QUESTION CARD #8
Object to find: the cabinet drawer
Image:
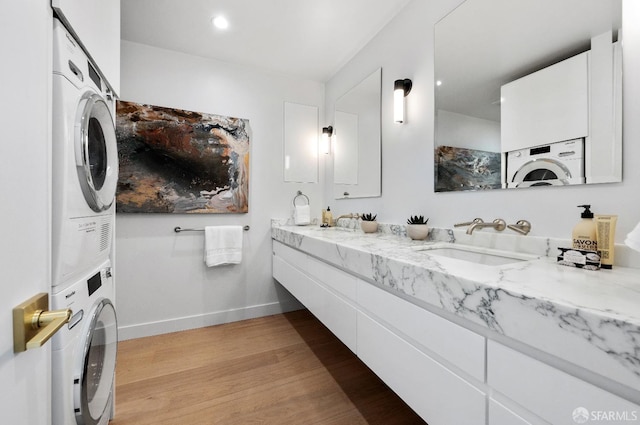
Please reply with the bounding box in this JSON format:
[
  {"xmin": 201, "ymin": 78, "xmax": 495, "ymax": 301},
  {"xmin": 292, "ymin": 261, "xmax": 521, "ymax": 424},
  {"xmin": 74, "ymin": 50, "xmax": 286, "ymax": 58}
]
[
  {"xmin": 357, "ymin": 311, "xmax": 486, "ymax": 424},
  {"xmin": 273, "ymin": 254, "xmax": 357, "ymax": 352},
  {"xmin": 488, "ymin": 340, "xmax": 640, "ymax": 424},
  {"xmin": 273, "ymin": 240, "xmax": 307, "ymax": 267},
  {"xmin": 357, "ymin": 280, "xmax": 485, "ymax": 381},
  {"xmin": 489, "ymin": 398, "xmax": 545, "ymax": 425},
  {"xmin": 307, "ymin": 255, "xmax": 357, "ymax": 301}
]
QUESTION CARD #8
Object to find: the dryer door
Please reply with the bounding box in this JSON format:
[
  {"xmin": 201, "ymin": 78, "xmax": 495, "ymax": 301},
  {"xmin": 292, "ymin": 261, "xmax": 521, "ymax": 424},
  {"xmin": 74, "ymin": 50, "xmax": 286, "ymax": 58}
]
[
  {"xmin": 74, "ymin": 299, "xmax": 117, "ymax": 425},
  {"xmin": 509, "ymin": 158, "xmax": 571, "ymax": 188},
  {"xmin": 75, "ymin": 93, "xmax": 118, "ymax": 212}
]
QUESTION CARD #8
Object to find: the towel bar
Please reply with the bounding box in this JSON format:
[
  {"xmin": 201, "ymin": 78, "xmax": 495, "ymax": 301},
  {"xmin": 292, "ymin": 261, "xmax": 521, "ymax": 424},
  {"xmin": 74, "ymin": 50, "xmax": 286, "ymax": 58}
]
[{"xmin": 174, "ymin": 225, "xmax": 250, "ymax": 233}]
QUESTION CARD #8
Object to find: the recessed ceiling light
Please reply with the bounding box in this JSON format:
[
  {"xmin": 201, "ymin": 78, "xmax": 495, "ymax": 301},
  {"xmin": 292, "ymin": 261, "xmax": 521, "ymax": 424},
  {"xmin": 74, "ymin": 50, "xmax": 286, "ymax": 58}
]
[{"xmin": 212, "ymin": 16, "xmax": 229, "ymax": 30}]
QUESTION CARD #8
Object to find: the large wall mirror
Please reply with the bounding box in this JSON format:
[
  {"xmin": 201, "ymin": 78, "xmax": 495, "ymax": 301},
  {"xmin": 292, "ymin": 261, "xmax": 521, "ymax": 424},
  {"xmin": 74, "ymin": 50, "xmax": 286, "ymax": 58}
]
[
  {"xmin": 434, "ymin": 0, "xmax": 622, "ymax": 192},
  {"xmin": 333, "ymin": 68, "xmax": 382, "ymax": 199}
]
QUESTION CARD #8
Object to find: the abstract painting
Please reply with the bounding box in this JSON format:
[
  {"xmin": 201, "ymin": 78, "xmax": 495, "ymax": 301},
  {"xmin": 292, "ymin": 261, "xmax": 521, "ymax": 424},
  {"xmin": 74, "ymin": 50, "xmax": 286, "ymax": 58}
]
[
  {"xmin": 435, "ymin": 145, "xmax": 502, "ymax": 192},
  {"xmin": 115, "ymin": 101, "xmax": 250, "ymax": 213}
]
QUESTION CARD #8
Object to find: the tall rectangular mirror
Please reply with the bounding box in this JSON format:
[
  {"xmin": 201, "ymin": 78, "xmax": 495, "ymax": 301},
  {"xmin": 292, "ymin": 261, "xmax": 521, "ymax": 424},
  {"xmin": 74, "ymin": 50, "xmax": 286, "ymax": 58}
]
[
  {"xmin": 284, "ymin": 102, "xmax": 318, "ymax": 183},
  {"xmin": 434, "ymin": 0, "xmax": 622, "ymax": 192},
  {"xmin": 333, "ymin": 68, "xmax": 382, "ymax": 199}
]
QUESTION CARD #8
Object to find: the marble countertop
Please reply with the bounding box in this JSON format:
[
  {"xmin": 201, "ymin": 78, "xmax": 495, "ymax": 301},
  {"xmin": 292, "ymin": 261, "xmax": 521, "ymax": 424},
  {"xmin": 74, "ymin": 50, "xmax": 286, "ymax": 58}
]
[{"xmin": 271, "ymin": 222, "xmax": 640, "ymax": 395}]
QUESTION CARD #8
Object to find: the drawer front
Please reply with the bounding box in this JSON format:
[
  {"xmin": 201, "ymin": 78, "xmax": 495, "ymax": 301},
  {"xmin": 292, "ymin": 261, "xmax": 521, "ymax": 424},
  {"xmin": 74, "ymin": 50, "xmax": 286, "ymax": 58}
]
[
  {"xmin": 357, "ymin": 280, "xmax": 485, "ymax": 381},
  {"xmin": 307, "ymin": 255, "xmax": 357, "ymax": 301},
  {"xmin": 489, "ymin": 398, "xmax": 545, "ymax": 425},
  {"xmin": 273, "ymin": 240, "xmax": 307, "ymax": 266},
  {"xmin": 273, "ymin": 254, "xmax": 357, "ymax": 352},
  {"xmin": 357, "ymin": 311, "xmax": 486, "ymax": 425},
  {"xmin": 488, "ymin": 340, "xmax": 640, "ymax": 425}
]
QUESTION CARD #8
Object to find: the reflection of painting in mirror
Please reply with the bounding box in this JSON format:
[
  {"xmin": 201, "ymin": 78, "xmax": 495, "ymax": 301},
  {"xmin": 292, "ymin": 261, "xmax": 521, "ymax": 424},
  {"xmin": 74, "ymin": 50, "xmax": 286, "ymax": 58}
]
[
  {"xmin": 434, "ymin": 0, "xmax": 622, "ymax": 192},
  {"xmin": 116, "ymin": 101, "xmax": 250, "ymax": 213},
  {"xmin": 334, "ymin": 68, "xmax": 382, "ymax": 199},
  {"xmin": 435, "ymin": 146, "xmax": 501, "ymax": 192}
]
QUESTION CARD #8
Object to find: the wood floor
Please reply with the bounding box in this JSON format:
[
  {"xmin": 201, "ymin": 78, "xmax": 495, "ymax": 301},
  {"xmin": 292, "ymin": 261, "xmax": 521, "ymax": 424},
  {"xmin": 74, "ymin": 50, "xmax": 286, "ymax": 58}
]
[{"xmin": 111, "ymin": 309, "xmax": 426, "ymax": 425}]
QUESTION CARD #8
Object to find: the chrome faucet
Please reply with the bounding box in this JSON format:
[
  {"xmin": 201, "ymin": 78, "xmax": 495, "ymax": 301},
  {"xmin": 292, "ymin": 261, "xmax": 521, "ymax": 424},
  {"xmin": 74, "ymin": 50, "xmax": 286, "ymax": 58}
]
[
  {"xmin": 455, "ymin": 218, "xmax": 506, "ymax": 235},
  {"xmin": 507, "ymin": 220, "xmax": 532, "ymax": 235}
]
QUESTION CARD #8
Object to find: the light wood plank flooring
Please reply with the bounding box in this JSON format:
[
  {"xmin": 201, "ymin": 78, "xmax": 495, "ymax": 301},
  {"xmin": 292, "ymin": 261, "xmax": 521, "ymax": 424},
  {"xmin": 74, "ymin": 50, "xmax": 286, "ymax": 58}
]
[{"xmin": 111, "ymin": 309, "xmax": 426, "ymax": 425}]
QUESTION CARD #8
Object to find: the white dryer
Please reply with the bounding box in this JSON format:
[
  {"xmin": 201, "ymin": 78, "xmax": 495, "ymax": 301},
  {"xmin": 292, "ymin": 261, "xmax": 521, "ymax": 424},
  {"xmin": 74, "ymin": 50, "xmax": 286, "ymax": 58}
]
[
  {"xmin": 505, "ymin": 139, "xmax": 584, "ymax": 188},
  {"xmin": 52, "ymin": 259, "xmax": 117, "ymax": 425},
  {"xmin": 52, "ymin": 19, "xmax": 119, "ymax": 289}
]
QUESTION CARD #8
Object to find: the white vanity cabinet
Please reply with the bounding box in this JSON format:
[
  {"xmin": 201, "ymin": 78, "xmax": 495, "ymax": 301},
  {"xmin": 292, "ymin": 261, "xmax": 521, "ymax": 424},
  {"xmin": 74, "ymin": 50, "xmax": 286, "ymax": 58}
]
[
  {"xmin": 272, "ymin": 241, "xmax": 486, "ymax": 423},
  {"xmin": 272, "ymin": 238, "xmax": 640, "ymax": 424},
  {"xmin": 501, "ymin": 51, "xmax": 588, "ymax": 153},
  {"xmin": 272, "ymin": 241, "xmax": 357, "ymax": 352}
]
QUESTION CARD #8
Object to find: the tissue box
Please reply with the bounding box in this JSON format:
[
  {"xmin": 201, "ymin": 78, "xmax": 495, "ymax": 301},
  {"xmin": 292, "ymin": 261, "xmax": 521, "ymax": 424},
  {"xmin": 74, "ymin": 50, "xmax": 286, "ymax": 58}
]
[{"xmin": 557, "ymin": 248, "xmax": 601, "ymax": 270}]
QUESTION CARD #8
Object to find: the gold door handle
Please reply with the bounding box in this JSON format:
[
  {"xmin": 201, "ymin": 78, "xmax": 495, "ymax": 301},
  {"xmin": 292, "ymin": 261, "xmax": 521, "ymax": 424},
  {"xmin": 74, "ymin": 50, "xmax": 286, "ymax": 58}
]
[{"xmin": 13, "ymin": 293, "xmax": 72, "ymax": 353}]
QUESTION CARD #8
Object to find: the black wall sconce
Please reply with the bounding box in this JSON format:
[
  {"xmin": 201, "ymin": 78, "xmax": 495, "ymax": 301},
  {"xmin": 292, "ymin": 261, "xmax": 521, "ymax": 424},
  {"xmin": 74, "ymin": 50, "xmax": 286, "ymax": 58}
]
[{"xmin": 394, "ymin": 79, "xmax": 413, "ymax": 123}]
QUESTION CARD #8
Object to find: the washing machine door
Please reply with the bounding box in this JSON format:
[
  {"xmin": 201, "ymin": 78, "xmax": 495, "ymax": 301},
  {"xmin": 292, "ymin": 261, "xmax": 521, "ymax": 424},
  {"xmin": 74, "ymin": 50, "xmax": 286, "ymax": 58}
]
[
  {"xmin": 510, "ymin": 158, "xmax": 571, "ymax": 188},
  {"xmin": 74, "ymin": 299, "xmax": 117, "ymax": 425},
  {"xmin": 75, "ymin": 92, "xmax": 119, "ymax": 212}
]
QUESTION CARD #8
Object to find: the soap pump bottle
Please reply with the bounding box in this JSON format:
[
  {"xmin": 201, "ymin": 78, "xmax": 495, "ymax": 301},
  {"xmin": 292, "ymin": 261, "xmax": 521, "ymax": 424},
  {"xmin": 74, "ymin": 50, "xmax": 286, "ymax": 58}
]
[
  {"xmin": 572, "ymin": 205, "xmax": 597, "ymax": 252},
  {"xmin": 325, "ymin": 206, "xmax": 333, "ymax": 227}
]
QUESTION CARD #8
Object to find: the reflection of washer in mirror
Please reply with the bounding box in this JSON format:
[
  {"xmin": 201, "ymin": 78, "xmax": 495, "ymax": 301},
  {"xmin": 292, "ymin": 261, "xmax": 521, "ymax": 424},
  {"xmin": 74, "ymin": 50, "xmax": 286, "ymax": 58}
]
[{"xmin": 506, "ymin": 139, "xmax": 584, "ymax": 188}]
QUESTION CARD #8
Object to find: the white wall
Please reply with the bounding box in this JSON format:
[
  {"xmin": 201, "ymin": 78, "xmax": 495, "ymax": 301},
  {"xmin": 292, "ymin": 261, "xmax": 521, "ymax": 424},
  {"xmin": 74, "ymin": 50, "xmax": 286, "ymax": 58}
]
[
  {"xmin": 116, "ymin": 41, "xmax": 325, "ymax": 339},
  {"xmin": 325, "ymin": 0, "xmax": 640, "ymax": 242}
]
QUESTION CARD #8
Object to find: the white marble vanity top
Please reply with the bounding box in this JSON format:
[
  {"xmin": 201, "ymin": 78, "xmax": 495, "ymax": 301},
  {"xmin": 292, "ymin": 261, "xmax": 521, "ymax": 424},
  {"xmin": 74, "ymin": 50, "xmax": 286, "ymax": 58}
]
[{"xmin": 271, "ymin": 222, "xmax": 640, "ymax": 395}]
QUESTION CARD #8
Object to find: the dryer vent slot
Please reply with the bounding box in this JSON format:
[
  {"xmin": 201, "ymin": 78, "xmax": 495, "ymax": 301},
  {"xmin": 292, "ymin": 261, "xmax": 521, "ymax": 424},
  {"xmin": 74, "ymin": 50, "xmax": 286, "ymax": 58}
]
[{"xmin": 99, "ymin": 221, "xmax": 111, "ymax": 252}]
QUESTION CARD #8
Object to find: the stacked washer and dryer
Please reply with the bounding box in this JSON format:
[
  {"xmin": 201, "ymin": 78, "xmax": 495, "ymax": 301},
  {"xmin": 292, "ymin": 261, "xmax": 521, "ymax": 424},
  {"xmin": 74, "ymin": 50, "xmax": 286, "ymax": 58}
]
[{"xmin": 50, "ymin": 10, "xmax": 119, "ymax": 425}]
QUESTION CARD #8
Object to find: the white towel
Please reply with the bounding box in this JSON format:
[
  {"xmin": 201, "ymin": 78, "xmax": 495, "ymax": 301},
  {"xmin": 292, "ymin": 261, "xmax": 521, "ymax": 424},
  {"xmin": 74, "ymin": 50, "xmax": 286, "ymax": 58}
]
[
  {"xmin": 204, "ymin": 226, "xmax": 243, "ymax": 267},
  {"xmin": 625, "ymin": 221, "xmax": 640, "ymax": 253},
  {"xmin": 294, "ymin": 205, "xmax": 311, "ymax": 225}
]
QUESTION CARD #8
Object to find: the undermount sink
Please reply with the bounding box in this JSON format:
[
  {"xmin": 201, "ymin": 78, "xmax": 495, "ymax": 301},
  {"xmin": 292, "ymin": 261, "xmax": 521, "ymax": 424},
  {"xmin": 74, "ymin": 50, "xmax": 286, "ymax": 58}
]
[{"xmin": 413, "ymin": 243, "xmax": 539, "ymax": 266}]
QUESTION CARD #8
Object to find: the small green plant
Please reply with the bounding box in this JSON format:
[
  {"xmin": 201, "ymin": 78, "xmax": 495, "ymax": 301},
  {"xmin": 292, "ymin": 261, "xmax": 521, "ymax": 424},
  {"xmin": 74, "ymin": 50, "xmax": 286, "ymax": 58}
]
[
  {"xmin": 407, "ymin": 215, "xmax": 429, "ymax": 225},
  {"xmin": 361, "ymin": 213, "xmax": 377, "ymax": 222}
]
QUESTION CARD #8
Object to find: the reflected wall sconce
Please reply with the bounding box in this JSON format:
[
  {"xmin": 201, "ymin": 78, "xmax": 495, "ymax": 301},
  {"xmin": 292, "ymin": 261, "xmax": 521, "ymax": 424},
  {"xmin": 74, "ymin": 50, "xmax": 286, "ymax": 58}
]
[
  {"xmin": 321, "ymin": 126, "xmax": 333, "ymax": 154},
  {"xmin": 394, "ymin": 78, "xmax": 412, "ymax": 124}
]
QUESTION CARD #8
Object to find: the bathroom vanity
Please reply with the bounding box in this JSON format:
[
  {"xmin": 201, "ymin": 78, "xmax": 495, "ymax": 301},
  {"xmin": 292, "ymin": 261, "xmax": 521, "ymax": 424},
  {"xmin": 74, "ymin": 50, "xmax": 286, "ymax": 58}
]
[{"xmin": 271, "ymin": 222, "xmax": 640, "ymax": 424}]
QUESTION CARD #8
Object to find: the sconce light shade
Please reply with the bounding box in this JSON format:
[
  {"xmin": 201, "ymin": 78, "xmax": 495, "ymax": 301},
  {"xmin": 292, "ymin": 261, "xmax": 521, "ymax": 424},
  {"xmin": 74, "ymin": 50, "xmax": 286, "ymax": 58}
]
[
  {"xmin": 394, "ymin": 79, "xmax": 412, "ymax": 124},
  {"xmin": 321, "ymin": 126, "xmax": 333, "ymax": 154}
]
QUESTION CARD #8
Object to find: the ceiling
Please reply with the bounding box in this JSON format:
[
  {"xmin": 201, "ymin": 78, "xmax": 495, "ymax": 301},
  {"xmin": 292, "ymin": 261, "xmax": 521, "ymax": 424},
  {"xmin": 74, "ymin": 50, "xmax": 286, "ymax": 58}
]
[
  {"xmin": 435, "ymin": 0, "xmax": 622, "ymax": 122},
  {"xmin": 120, "ymin": 0, "xmax": 413, "ymax": 82}
]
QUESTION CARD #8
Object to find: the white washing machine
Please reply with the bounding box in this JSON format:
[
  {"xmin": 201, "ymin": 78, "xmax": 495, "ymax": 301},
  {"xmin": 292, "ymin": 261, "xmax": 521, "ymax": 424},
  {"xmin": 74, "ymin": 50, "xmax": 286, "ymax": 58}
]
[
  {"xmin": 505, "ymin": 139, "xmax": 584, "ymax": 188},
  {"xmin": 52, "ymin": 259, "xmax": 117, "ymax": 425},
  {"xmin": 52, "ymin": 18, "xmax": 119, "ymax": 289}
]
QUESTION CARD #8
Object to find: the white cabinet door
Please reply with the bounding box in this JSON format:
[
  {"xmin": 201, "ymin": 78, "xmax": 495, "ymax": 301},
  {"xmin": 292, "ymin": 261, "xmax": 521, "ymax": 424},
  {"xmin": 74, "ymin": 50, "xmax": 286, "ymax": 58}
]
[
  {"xmin": 487, "ymin": 341, "xmax": 640, "ymax": 425},
  {"xmin": 0, "ymin": 1, "xmax": 52, "ymax": 423},
  {"xmin": 52, "ymin": 0, "xmax": 120, "ymax": 95},
  {"xmin": 501, "ymin": 52, "xmax": 588, "ymax": 152},
  {"xmin": 357, "ymin": 311, "xmax": 486, "ymax": 425}
]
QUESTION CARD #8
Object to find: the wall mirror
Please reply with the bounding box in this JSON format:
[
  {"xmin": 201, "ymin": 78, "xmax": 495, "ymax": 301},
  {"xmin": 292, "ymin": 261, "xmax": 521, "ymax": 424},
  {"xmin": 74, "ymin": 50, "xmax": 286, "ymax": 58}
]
[
  {"xmin": 333, "ymin": 68, "xmax": 382, "ymax": 199},
  {"xmin": 434, "ymin": 0, "xmax": 622, "ymax": 192}
]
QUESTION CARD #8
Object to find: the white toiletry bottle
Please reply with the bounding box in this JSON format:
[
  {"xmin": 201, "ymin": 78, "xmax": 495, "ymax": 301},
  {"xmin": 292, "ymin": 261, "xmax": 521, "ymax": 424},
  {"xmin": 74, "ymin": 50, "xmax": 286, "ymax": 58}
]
[{"xmin": 572, "ymin": 205, "xmax": 597, "ymax": 251}]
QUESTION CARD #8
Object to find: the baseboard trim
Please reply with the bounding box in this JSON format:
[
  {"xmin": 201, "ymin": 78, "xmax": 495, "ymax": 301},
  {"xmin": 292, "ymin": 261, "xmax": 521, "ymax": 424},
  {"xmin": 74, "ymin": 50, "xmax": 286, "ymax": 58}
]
[{"xmin": 117, "ymin": 300, "xmax": 304, "ymax": 341}]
